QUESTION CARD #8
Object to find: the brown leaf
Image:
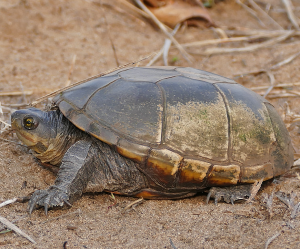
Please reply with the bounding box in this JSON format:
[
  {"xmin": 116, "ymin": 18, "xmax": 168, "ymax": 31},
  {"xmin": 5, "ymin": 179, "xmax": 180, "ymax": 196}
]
[{"xmin": 143, "ymin": 0, "xmax": 214, "ymax": 28}]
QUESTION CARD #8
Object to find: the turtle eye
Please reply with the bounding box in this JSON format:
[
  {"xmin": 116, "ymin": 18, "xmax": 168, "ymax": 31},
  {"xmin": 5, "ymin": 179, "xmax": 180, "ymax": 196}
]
[{"xmin": 23, "ymin": 117, "xmax": 39, "ymax": 130}]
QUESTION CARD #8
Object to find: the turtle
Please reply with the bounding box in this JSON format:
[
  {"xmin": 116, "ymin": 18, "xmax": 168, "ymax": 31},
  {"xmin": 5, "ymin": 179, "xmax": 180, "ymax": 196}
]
[{"xmin": 11, "ymin": 66, "xmax": 294, "ymax": 214}]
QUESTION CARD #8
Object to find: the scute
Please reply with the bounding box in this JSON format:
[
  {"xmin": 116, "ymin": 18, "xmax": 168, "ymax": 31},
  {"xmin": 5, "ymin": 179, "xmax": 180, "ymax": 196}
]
[
  {"xmin": 86, "ymin": 78, "xmax": 163, "ymax": 144},
  {"xmin": 159, "ymin": 76, "xmax": 229, "ymax": 161},
  {"xmin": 54, "ymin": 66, "xmax": 293, "ymax": 189},
  {"xmin": 53, "ymin": 74, "xmax": 120, "ymax": 109},
  {"xmin": 216, "ymin": 83, "xmax": 276, "ymax": 165},
  {"xmin": 118, "ymin": 67, "xmax": 181, "ymax": 82},
  {"xmin": 176, "ymin": 67, "xmax": 236, "ymax": 84}
]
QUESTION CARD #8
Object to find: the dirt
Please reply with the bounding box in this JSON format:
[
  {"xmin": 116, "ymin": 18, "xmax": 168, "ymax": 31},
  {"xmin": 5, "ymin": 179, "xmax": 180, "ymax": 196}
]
[{"xmin": 1, "ymin": 0, "xmax": 300, "ymax": 248}]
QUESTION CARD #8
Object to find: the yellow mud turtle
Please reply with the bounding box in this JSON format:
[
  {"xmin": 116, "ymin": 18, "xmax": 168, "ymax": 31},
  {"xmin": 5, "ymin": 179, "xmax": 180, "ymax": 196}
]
[{"xmin": 11, "ymin": 67, "xmax": 294, "ymax": 214}]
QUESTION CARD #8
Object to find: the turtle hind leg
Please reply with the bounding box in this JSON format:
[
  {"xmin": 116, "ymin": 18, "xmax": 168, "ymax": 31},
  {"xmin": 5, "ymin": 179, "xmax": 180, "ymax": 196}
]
[{"xmin": 206, "ymin": 185, "xmax": 252, "ymax": 205}]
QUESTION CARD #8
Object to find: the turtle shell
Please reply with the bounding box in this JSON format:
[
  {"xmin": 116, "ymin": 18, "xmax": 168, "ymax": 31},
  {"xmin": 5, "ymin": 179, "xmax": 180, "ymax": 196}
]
[{"xmin": 53, "ymin": 67, "xmax": 294, "ymax": 190}]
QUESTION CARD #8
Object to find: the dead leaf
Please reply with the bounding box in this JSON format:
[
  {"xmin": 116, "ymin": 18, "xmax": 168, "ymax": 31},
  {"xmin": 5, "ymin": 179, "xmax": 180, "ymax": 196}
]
[{"xmin": 142, "ymin": 0, "xmax": 214, "ymax": 28}]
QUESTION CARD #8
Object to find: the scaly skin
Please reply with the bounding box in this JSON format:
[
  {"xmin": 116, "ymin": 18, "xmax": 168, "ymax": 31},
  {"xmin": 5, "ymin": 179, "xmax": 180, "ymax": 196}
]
[
  {"xmin": 28, "ymin": 138, "xmax": 149, "ymax": 214},
  {"xmin": 12, "ymin": 108, "xmax": 253, "ymax": 214},
  {"xmin": 12, "ymin": 109, "xmax": 149, "ymax": 214}
]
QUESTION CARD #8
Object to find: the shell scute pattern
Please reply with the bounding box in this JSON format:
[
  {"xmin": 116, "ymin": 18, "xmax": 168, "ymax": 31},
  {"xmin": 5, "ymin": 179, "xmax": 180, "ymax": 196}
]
[{"xmin": 55, "ymin": 67, "xmax": 293, "ymax": 188}]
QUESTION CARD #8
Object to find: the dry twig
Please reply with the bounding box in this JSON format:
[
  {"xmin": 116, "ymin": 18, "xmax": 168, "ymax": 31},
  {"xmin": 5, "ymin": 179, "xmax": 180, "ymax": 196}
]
[
  {"xmin": 0, "ymin": 215, "xmax": 36, "ymax": 244},
  {"xmin": 270, "ymin": 51, "xmax": 300, "ymax": 70},
  {"xmin": 0, "ymin": 91, "xmax": 32, "ymax": 96},
  {"xmin": 248, "ymin": 0, "xmax": 283, "ymax": 30},
  {"xmin": 134, "ymin": 0, "xmax": 193, "ymax": 63},
  {"xmin": 276, "ymin": 191, "xmax": 300, "ymax": 219},
  {"xmin": 183, "ymin": 36, "xmax": 259, "ymax": 48},
  {"xmin": 0, "ymin": 103, "xmax": 12, "ymax": 133},
  {"xmin": 267, "ymin": 93, "xmax": 299, "ymax": 98},
  {"xmin": 235, "ymin": 49, "xmax": 300, "ymax": 97},
  {"xmin": 263, "ymin": 71, "xmax": 275, "ymax": 98},
  {"xmin": 236, "ymin": 0, "xmax": 266, "ymax": 27},
  {"xmin": 212, "ymin": 28, "xmax": 228, "ymax": 39},
  {"xmin": 0, "ymin": 119, "xmax": 11, "ymax": 129},
  {"xmin": 281, "ymin": 0, "xmax": 299, "ymax": 30},
  {"xmin": 250, "ymin": 82, "xmax": 300, "ymax": 90},
  {"xmin": 246, "ymin": 178, "xmax": 263, "ymax": 203},
  {"xmin": 121, "ymin": 198, "xmax": 144, "ymax": 213},
  {"xmin": 147, "ymin": 24, "xmax": 182, "ymax": 66},
  {"xmin": 224, "ymin": 29, "xmax": 300, "ymax": 37},
  {"xmin": 0, "ymin": 103, "xmax": 29, "ymax": 108},
  {"xmin": 192, "ymin": 31, "xmax": 293, "ymax": 55},
  {"xmin": 146, "ymin": 50, "xmax": 164, "ymax": 66},
  {"xmin": 0, "ymin": 197, "xmax": 30, "ymax": 208},
  {"xmin": 116, "ymin": 0, "xmax": 151, "ymax": 19},
  {"xmin": 163, "ymin": 24, "xmax": 180, "ymax": 66},
  {"xmin": 265, "ymin": 231, "xmax": 281, "ymax": 249},
  {"xmin": 0, "ymin": 198, "xmax": 18, "ymax": 208},
  {"xmin": 261, "ymin": 191, "xmax": 275, "ymax": 218},
  {"xmin": 286, "ymin": 90, "xmax": 300, "ymax": 97},
  {"xmin": 182, "ymin": 30, "xmax": 297, "ymax": 51}
]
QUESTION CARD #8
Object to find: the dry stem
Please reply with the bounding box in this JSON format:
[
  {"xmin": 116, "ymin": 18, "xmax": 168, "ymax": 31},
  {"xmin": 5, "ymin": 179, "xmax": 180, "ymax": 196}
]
[
  {"xmin": 0, "ymin": 215, "xmax": 36, "ymax": 244},
  {"xmin": 250, "ymin": 82, "xmax": 300, "ymax": 90},
  {"xmin": 134, "ymin": 0, "xmax": 193, "ymax": 63},
  {"xmin": 270, "ymin": 51, "xmax": 300, "ymax": 70},
  {"xmin": 192, "ymin": 31, "xmax": 293, "ymax": 55},
  {"xmin": 281, "ymin": 0, "xmax": 299, "ymax": 30},
  {"xmin": 121, "ymin": 198, "xmax": 144, "ymax": 213},
  {"xmin": 263, "ymin": 71, "xmax": 275, "ymax": 98},
  {"xmin": 265, "ymin": 231, "xmax": 281, "ymax": 249},
  {"xmin": 236, "ymin": 0, "xmax": 266, "ymax": 27},
  {"xmin": 261, "ymin": 191, "xmax": 275, "ymax": 219},
  {"xmin": 163, "ymin": 24, "xmax": 180, "ymax": 66},
  {"xmin": 0, "ymin": 198, "xmax": 18, "ymax": 208},
  {"xmin": 246, "ymin": 179, "xmax": 263, "ymax": 203},
  {"xmin": 247, "ymin": 0, "xmax": 283, "ymax": 30},
  {"xmin": 224, "ymin": 29, "xmax": 300, "ymax": 37},
  {"xmin": 117, "ymin": 0, "xmax": 151, "ymax": 19},
  {"xmin": 235, "ymin": 49, "xmax": 300, "ymax": 97},
  {"xmin": 0, "ymin": 91, "xmax": 32, "ymax": 96},
  {"xmin": 276, "ymin": 191, "xmax": 300, "ymax": 219}
]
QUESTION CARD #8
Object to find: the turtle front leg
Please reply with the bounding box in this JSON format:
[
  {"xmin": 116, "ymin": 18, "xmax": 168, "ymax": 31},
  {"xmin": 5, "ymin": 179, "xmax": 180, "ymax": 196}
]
[
  {"xmin": 206, "ymin": 185, "xmax": 252, "ymax": 205},
  {"xmin": 29, "ymin": 139, "xmax": 92, "ymax": 214}
]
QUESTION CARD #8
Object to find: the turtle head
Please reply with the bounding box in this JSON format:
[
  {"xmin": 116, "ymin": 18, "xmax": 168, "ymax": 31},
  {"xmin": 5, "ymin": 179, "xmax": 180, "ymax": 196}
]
[{"xmin": 11, "ymin": 108, "xmax": 59, "ymax": 153}]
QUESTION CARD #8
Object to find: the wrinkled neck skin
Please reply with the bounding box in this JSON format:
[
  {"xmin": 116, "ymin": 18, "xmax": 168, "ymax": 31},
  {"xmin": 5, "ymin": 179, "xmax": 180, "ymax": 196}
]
[{"xmin": 31, "ymin": 111, "xmax": 86, "ymax": 166}]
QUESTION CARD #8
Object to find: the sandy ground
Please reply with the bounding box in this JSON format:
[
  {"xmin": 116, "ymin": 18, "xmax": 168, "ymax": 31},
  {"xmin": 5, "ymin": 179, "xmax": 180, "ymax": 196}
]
[{"xmin": 1, "ymin": 0, "xmax": 300, "ymax": 248}]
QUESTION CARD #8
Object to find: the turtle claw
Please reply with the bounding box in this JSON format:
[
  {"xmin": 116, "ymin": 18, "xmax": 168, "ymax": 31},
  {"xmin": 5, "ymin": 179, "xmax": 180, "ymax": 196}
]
[
  {"xmin": 28, "ymin": 202, "xmax": 37, "ymax": 215},
  {"xmin": 44, "ymin": 203, "xmax": 48, "ymax": 216},
  {"xmin": 64, "ymin": 199, "xmax": 72, "ymax": 207},
  {"xmin": 206, "ymin": 185, "xmax": 252, "ymax": 205},
  {"xmin": 28, "ymin": 187, "xmax": 70, "ymax": 214}
]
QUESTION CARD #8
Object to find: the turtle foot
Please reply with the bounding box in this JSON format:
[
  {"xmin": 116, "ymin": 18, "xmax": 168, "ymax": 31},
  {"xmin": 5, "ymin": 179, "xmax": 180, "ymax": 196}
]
[
  {"xmin": 28, "ymin": 186, "xmax": 72, "ymax": 215},
  {"xmin": 206, "ymin": 185, "xmax": 252, "ymax": 205}
]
